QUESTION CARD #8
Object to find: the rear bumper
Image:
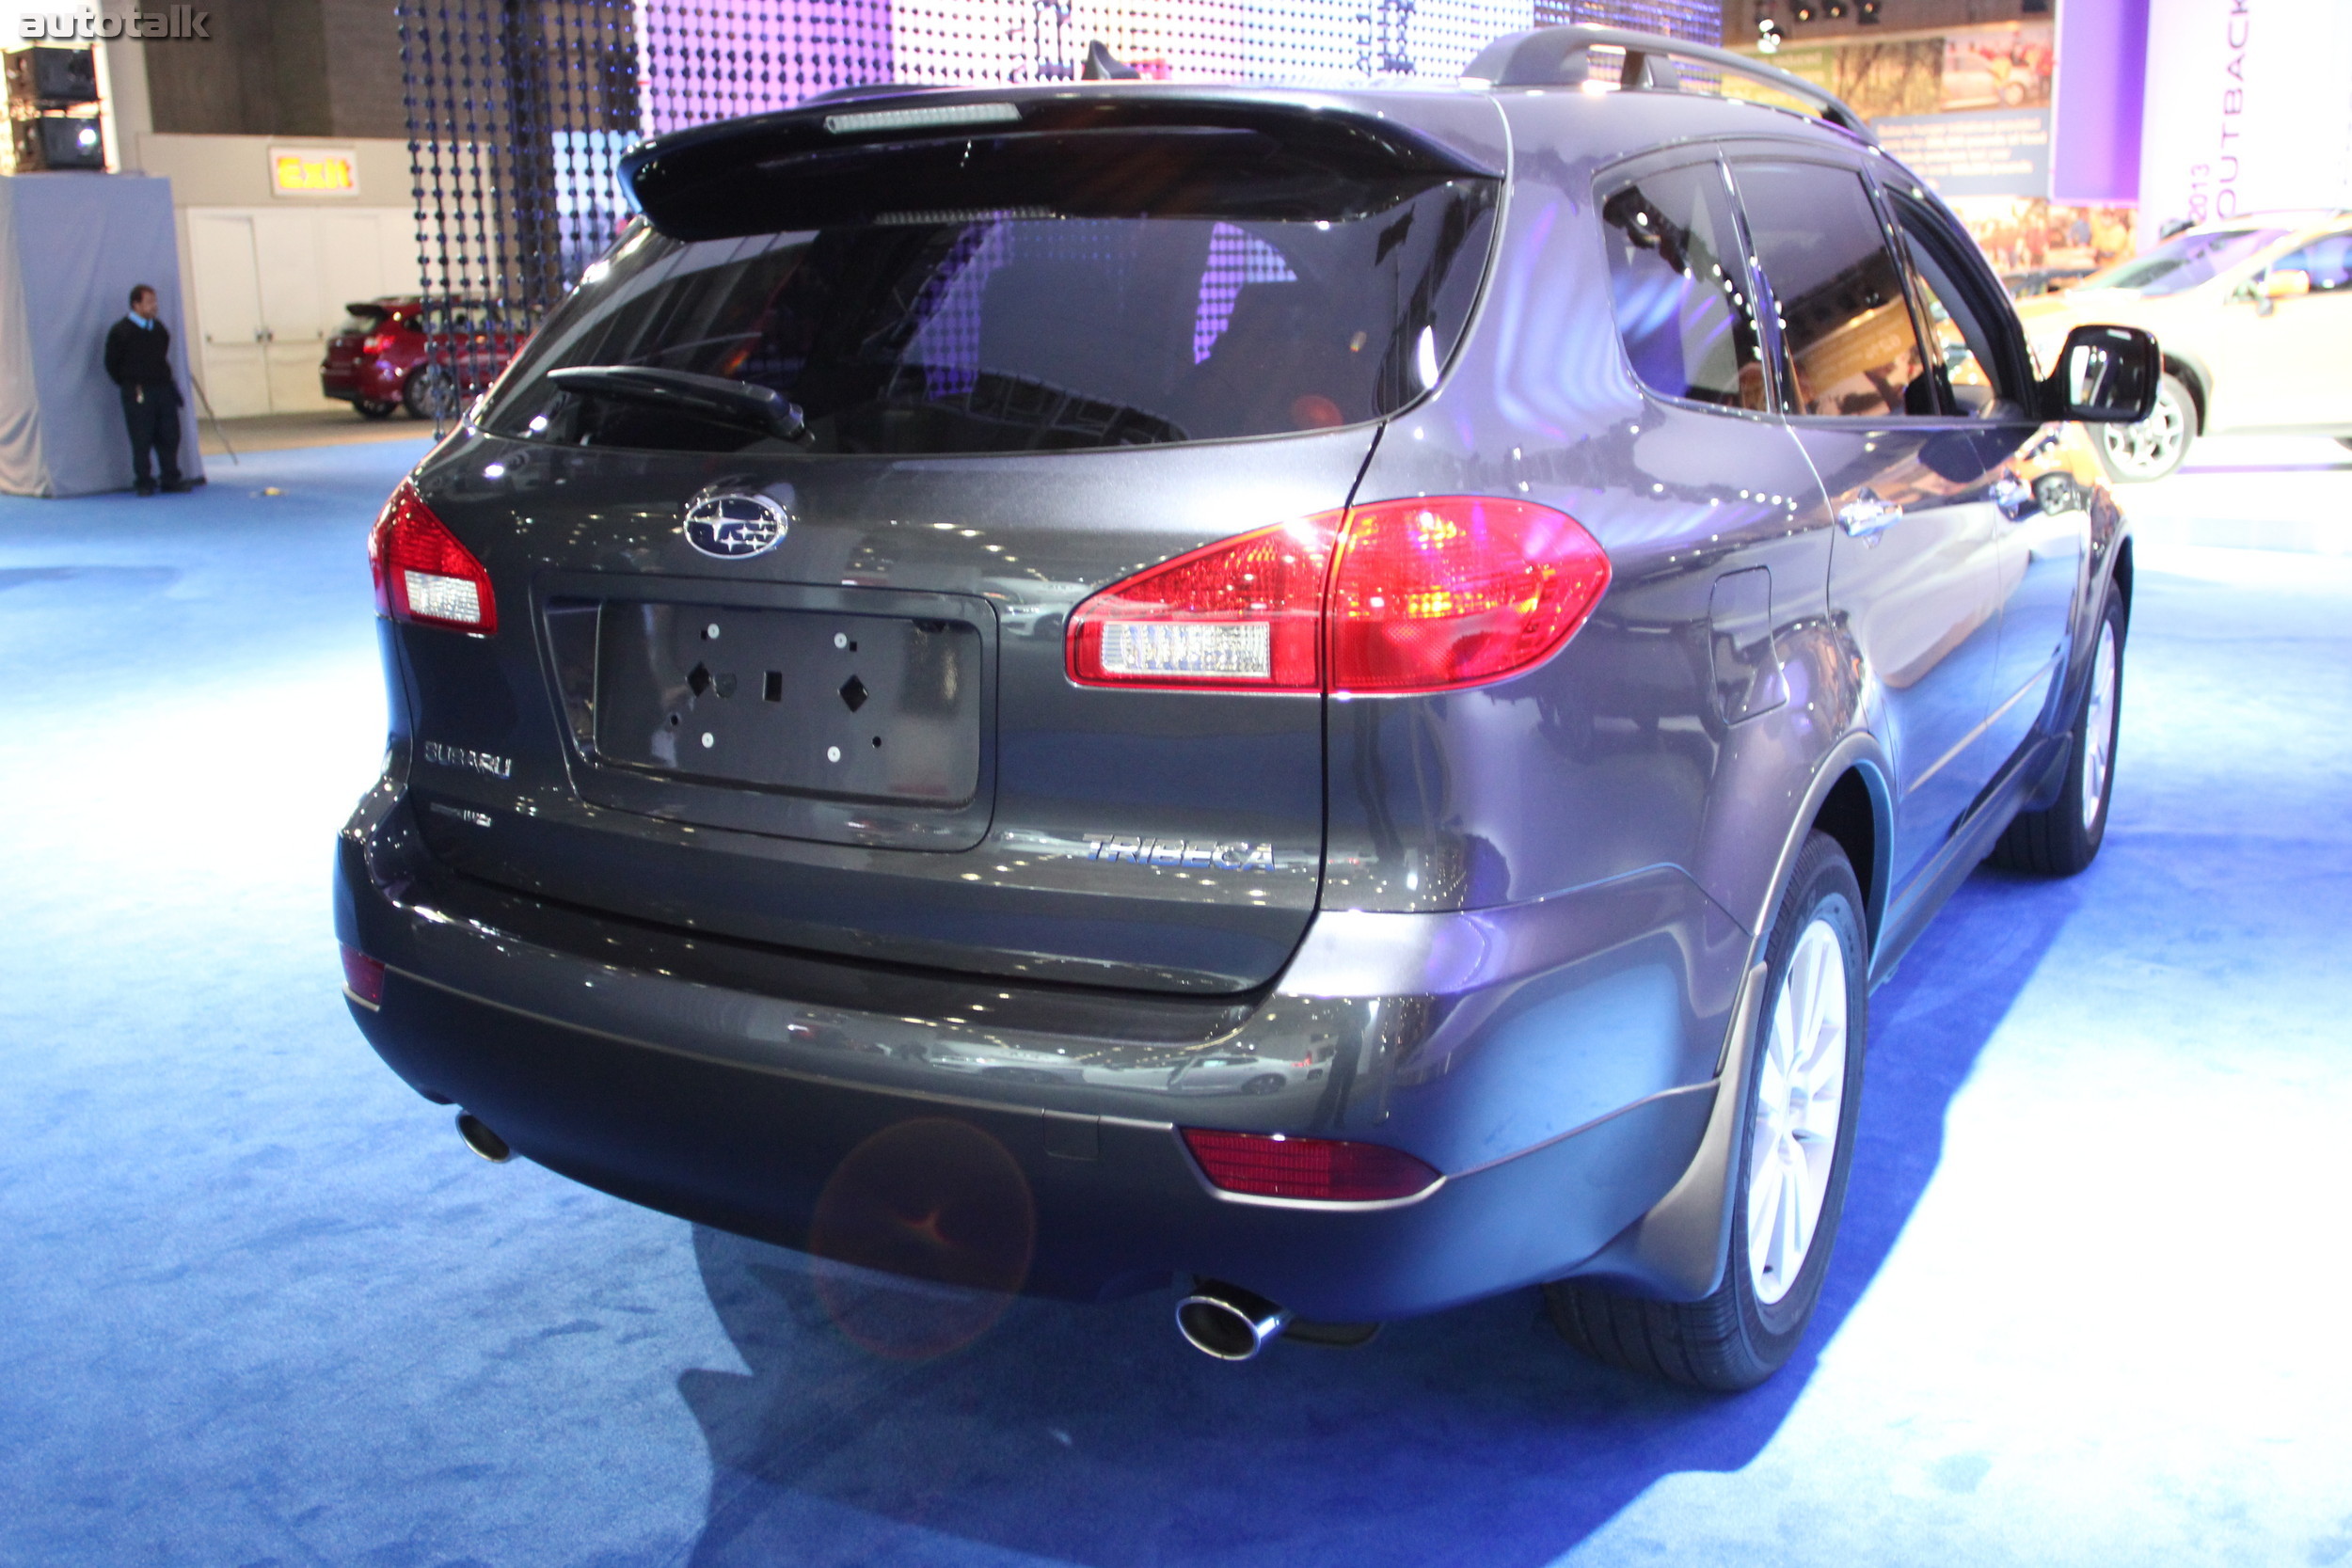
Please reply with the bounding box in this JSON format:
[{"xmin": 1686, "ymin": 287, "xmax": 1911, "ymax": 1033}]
[
  {"xmin": 335, "ymin": 785, "xmax": 1740, "ymax": 1321},
  {"xmin": 322, "ymin": 360, "xmax": 399, "ymax": 402},
  {"xmin": 354, "ymin": 963, "xmax": 1708, "ymax": 1317}
]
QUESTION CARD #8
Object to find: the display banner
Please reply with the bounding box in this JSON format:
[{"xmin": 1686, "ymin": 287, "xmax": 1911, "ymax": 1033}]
[
  {"xmin": 2137, "ymin": 0, "xmax": 2352, "ymax": 230},
  {"xmin": 1874, "ymin": 107, "xmax": 2051, "ymax": 198}
]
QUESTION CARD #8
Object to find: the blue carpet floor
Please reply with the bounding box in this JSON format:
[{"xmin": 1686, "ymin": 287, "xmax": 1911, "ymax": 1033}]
[{"xmin": 2, "ymin": 443, "xmax": 2345, "ymax": 1567}]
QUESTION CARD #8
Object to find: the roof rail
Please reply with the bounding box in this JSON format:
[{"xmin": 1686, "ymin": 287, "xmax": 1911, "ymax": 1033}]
[{"xmin": 1462, "ymin": 25, "xmax": 1875, "ymax": 145}]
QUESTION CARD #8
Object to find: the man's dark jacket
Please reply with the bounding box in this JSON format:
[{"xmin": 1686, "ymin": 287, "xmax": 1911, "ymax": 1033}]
[{"xmin": 103, "ymin": 317, "xmax": 177, "ymax": 394}]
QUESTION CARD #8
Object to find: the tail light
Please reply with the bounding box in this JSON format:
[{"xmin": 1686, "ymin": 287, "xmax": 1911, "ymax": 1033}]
[
  {"xmin": 360, "ymin": 330, "xmax": 391, "ymax": 355},
  {"xmin": 1182, "ymin": 1128, "xmax": 1441, "ymax": 1203},
  {"xmin": 1067, "ymin": 498, "xmax": 1608, "ymax": 695},
  {"xmin": 341, "ymin": 944, "xmax": 386, "ymax": 1006},
  {"xmin": 369, "ymin": 482, "xmax": 497, "ymax": 634},
  {"xmin": 1327, "ymin": 498, "xmax": 1611, "ymax": 691},
  {"xmin": 1066, "ymin": 516, "xmax": 1338, "ymax": 690}
]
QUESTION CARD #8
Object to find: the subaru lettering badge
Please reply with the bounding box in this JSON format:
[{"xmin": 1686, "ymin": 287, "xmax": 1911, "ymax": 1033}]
[{"xmin": 682, "ymin": 490, "xmax": 789, "ymax": 559}]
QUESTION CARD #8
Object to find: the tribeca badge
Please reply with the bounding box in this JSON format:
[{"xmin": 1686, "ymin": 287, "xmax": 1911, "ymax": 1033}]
[{"xmin": 21, "ymin": 8, "xmax": 211, "ymax": 40}]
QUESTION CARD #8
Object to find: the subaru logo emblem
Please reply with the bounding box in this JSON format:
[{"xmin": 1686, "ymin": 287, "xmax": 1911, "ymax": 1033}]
[{"xmin": 682, "ymin": 490, "xmax": 789, "ymax": 559}]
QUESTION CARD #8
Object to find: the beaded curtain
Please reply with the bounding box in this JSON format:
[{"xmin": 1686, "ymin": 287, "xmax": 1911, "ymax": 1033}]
[{"xmin": 399, "ymin": 0, "xmax": 1717, "ymax": 406}]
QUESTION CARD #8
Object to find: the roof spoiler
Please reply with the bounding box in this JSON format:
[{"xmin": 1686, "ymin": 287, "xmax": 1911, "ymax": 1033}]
[
  {"xmin": 622, "ymin": 94, "xmax": 1502, "ymax": 239},
  {"xmin": 1463, "ymin": 24, "xmax": 1875, "ymax": 144}
]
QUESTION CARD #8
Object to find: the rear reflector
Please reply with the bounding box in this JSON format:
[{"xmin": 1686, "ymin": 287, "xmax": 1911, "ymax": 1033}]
[
  {"xmin": 341, "ymin": 944, "xmax": 386, "ymax": 1006},
  {"xmin": 1181, "ymin": 1128, "xmax": 1440, "ymax": 1203},
  {"xmin": 369, "ymin": 482, "xmax": 497, "ymax": 634},
  {"xmin": 1067, "ymin": 499, "xmax": 1608, "ymax": 695}
]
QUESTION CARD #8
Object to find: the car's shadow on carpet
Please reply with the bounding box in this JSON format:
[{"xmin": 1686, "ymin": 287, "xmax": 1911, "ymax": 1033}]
[{"xmin": 675, "ymin": 865, "xmax": 2083, "ymax": 1568}]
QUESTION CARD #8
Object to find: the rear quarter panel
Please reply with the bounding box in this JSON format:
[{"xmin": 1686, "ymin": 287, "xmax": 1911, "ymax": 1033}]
[{"xmin": 1319, "ymin": 100, "xmax": 1870, "ymax": 1128}]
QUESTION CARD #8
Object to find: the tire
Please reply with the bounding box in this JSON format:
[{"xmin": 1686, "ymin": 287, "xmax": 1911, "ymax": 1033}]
[
  {"xmin": 354, "ymin": 398, "xmax": 397, "ymax": 420},
  {"xmin": 403, "ymin": 362, "xmax": 458, "ymax": 420},
  {"xmin": 1546, "ymin": 832, "xmax": 1868, "ymax": 1391},
  {"xmin": 2093, "ymin": 372, "xmax": 2194, "ymax": 483},
  {"xmin": 1988, "ymin": 593, "xmax": 2123, "ymax": 876}
]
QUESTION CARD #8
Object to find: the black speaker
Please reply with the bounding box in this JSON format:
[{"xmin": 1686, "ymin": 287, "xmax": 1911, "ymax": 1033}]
[
  {"xmin": 12, "ymin": 116, "xmax": 106, "ymax": 171},
  {"xmin": 5, "ymin": 47, "xmax": 98, "ymax": 110}
]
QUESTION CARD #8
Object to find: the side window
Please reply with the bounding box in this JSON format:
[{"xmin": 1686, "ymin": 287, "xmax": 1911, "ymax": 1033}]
[
  {"xmin": 1890, "ymin": 194, "xmax": 2016, "ymax": 418},
  {"xmin": 1598, "ymin": 161, "xmax": 1768, "ymax": 412},
  {"xmin": 1733, "ymin": 161, "xmax": 1931, "ymax": 420},
  {"xmin": 2271, "ymin": 233, "xmax": 2352, "ymax": 293}
]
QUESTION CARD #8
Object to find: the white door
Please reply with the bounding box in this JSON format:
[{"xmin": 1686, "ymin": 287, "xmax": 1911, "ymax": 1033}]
[
  {"xmin": 187, "ymin": 214, "xmax": 270, "ymax": 418},
  {"xmin": 184, "ymin": 208, "xmax": 423, "ymax": 416},
  {"xmin": 253, "ymin": 212, "xmax": 336, "ymax": 412},
  {"xmin": 316, "ymin": 214, "xmax": 389, "ymax": 313}
]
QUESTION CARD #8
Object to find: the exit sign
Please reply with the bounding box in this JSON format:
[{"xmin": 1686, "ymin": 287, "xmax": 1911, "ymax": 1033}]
[{"xmin": 270, "ymin": 148, "xmax": 358, "ymax": 198}]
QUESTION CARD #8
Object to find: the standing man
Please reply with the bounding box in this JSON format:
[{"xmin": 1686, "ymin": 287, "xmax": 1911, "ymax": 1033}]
[{"xmin": 103, "ymin": 284, "xmax": 189, "ymax": 495}]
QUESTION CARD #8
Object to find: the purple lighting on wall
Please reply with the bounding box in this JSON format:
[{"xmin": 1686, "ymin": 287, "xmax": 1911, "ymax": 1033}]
[
  {"xmin": 641, "ymin": 0, "xmax": 895, "ymax": 133},
  {"xmin": 2050, "ymin": 0, "xmax": 2149, "ymax": 204}
]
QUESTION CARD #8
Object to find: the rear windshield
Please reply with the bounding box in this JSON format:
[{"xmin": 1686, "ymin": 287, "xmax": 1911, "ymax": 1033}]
[{"xmin": 480, "ymin": 182, "xmax": 1497, "ymax": 455}]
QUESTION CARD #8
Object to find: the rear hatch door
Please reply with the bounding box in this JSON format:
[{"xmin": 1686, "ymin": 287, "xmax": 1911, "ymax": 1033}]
[{"xmin": 394, "ymin": 89, "xmax": 1504, "ymax": 993}]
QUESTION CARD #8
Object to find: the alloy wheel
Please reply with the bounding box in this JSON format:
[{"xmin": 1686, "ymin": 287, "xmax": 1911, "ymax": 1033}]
[
  {"xmin": 1747, "ymin": 916, "xmax": 1850, "ymax": 1307},
  {"xmin": 2099, "ymin": 382, "xmax": 2187, "ymax": 481}
]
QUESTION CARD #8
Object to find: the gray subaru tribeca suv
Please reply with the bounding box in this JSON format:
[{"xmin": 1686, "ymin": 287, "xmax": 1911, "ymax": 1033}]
[{"xmin": 337, "ymin": 26, "xmax": 2157, "ymax": 1388}]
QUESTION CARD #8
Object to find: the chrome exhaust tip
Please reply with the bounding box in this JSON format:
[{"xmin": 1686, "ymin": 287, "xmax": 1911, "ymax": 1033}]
[
  {"xmin": 1175, "ymin": 1280, "xmax": 1292, "ymax": 1361},
  {"xmin": 455, "ymin": 1112, "xmax": 512, "ymax": 1164}
]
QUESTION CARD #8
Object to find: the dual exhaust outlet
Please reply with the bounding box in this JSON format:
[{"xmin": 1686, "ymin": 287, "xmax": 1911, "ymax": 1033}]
[{"xmin": 453, "ymin": 1116, "xmax": 1335, "ymax": 1365}]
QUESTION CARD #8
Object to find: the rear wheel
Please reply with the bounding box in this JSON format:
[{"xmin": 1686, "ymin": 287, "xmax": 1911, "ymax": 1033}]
[
  {"xmin": 403, "ymin": 362, "xmax": 458, "ymax": 420},
  {"xmin": 354, "ymin": 398, "xmax": 397, "ymax": 420},
  {"xmin": 1546, "ymin": 832, "xmax": 1867, "ymax": 1391},
  {"xmin": 2094, "ymin": 372, "xmax": 2194, "ymax": 483},
  {"xmin": 1989, "ymin": 593, "xmax": 2122, "ymax": 876}
]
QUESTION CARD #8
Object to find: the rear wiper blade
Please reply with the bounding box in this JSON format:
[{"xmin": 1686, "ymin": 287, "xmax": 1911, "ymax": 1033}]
[{"xmin": 548, "ymin": 365, "xmax": 809, "ymax": 442}]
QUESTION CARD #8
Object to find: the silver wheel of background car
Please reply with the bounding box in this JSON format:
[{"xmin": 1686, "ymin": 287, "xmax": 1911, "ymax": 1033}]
[
  {"xmin": 404, "ymin": 361, "xmax": 459, "ymax": 420},
  {"xmin": 2080, "ymin": 618, "xmax": 2119, "ymax": 834},
  {"xmin": 1745, "ymin": 916, "xmax": 1849, "ymax": 1307},
  {"xmin": 2096, "ymin": 372, "xmax": 2192, "ymax": 483}
]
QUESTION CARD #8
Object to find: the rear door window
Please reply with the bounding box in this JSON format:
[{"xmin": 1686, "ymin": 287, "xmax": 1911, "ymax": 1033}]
[
  {"xmin": 1597, "ymin": 159, "xmax": 1769, "ymax": 411},
  {"xmin": 1733, "ymin": 161, "xmax": 1932, "ymax": 420},
  {"xmin": 483, "ymin": 182, "xmax": 1497, "ymax": 454}
]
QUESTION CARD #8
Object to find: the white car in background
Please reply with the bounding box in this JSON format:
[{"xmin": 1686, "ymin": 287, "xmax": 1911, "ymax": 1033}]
[{"xmin": 2017, "ymin": 212, "xmax": 2352, "ymax": 481}]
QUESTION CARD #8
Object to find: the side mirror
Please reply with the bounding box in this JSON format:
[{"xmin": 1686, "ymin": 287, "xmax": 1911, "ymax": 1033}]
[
  {"xmin": 2263, "ymin": 268, "xmax": 2312, "ymax": 300},
  {"xmin": 2037, "ymin": 324, "xmax": 2160, "ymax": 424}
]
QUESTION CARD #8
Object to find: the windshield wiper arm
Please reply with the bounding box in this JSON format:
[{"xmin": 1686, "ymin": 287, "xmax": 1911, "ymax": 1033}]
[{"xmin": 548, "ymin": 365, "xmax": 809, "ymax": 442}]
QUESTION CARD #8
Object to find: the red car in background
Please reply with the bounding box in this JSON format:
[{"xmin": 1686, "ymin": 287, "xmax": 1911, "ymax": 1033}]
[{"xmin": 321, "ymin": 298, "xmax": 523, "ymax": 420}]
